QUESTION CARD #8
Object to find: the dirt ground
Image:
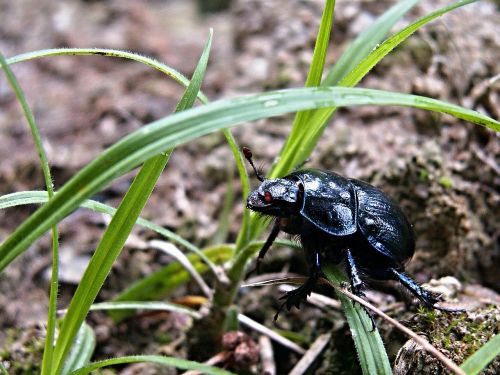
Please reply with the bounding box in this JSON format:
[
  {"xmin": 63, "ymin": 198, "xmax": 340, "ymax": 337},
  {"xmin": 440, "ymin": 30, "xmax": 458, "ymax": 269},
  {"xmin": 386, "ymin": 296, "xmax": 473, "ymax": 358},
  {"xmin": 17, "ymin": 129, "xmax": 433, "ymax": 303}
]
[{"xmin": 0, "ymin": 0, "xmax": 499, "ymax": 373}]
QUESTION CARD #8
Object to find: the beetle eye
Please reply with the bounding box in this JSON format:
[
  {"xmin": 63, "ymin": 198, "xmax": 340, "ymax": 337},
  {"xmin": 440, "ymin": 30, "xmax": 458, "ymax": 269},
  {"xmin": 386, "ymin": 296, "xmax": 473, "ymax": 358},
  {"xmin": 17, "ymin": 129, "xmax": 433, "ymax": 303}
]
[{"xmin": 263, "ymin": 191, "xmax": 273, "ymax": 203}]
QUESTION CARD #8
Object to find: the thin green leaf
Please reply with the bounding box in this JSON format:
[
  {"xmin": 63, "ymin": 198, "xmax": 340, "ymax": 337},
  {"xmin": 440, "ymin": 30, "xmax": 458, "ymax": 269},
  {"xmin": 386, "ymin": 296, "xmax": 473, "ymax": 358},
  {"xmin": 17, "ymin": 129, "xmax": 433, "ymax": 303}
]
[
  {"xmin": 273, "ymin": 0, "xmax": 478, "ymax": 179},
  {"xmin": 461, "ymin": 334, "xmax": 500, "ymax": 375},
  {"xmin": 5, "ymin": 45, "xmax": 252, "ymax": 257},
  {"xmin": 5, "ymin": 48, "xmax": 208, "ymax": 104},
  {"xmin": 0, "ymin": 87, "xmax": 497, "ymax": 275},
  {"xmin": 50, "ymin": 31, "xmax": 213, "ymax": 375},
  {"xmin": 52, "ymin": 154, "xmax": 172, "ymax": 375},
  {"xmin": 339, "ymin": 0, "xmax": 477, "ymax": 88},
  {"xmin": 0, "ymin": 51, "xmax": 60, "ymax": 375},
  {"xmin": 69, "ymin": 355, "xmax": 235, "ymax": 375},
  {"xmin": 284, "ymin": 0, "xmax": 335, "ymax": 157},
  {"xmin": 211, "ymin": 166, "xmax": 235, "ymax": 245},
  {"xmin": 323, "ymin": 265, "xmax": 392, "ymax": 375},
  {"xmin": 323, "ymin": 0, "xmax": 419, "ymax": 86},
  {"xmin": 0, "ymin": 190, "xmax": 229, "ymax": 321},
  {"xmin": 86, "ymin": 301, "xmax": 202, "ymax": 319},
  {"xmin": 60, "ymin": 323, "xmax": 95, "ymax": 375},
  {"xmin": 0, "ymin": 191, "xmax": 214, "ymax": 268},
  {"xmin": 305, "ymin": 0, "xmax": 335, "ymax": 88},
  {"xmin": 110, "ymin": 244, "xmax": 233, "ymax": 321}
]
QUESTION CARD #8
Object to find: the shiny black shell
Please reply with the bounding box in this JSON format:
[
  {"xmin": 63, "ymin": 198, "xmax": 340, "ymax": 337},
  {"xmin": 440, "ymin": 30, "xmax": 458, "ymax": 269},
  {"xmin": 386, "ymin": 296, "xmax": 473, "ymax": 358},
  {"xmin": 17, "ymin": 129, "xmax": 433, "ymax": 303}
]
[{"xmin": 290, "ymin": 169, "xmax": 415, "ymax": 265}]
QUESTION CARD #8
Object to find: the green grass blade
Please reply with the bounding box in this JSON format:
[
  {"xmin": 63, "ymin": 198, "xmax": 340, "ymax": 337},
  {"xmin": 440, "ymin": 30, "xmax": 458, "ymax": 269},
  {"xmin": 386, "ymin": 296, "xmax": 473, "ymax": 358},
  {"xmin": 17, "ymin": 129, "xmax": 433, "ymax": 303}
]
[
  {"xmin": 283, "ymin": 0, "xmax": 335, "ymax": 161},
  {"xmin": 69, "ymin": 355, "xmax": 235, "ymax": 375},
  {"xmin": 339, "ymin": 0, "xmax": 477, "ymax": 88},
  {"xmin": 230, "ymin": 131, "xmax": 253, "ymax": 250},
  {"xmin": 461, "ymin": 334, "xmax": 500, "ymax": 375},
  {"xmin": 0, "ymin": 190, "xmax": 229, "ymax": 320},
  {"xmin": 5, "ymin": 48, "xmax": 208, "ymax": 104},
  {"xmin": 110, "ymin": 244, "xmax": 233, "ymax": 321},
  {"xmin": 0, "ymin": 87, "xmax": 497, "ymax": 275},
  {"xmin": 86, "ymin": 301, "xmax": 202, "ymax": 319},
  {"xmin": 5, "ymin": 46, "xmax": 254, "ymax": 254},
  {"xmin": 323, "ymin": 265, "xmax": 391, "ymax": 375},
  {"xmin": 305, "ymin": 0, "xmax": 335, "ymax": 88},
  {"xmin": 274, "ymin": 0, "xmax": 478, "ymax": 179},
  {"xmin": 210, "ymin": 166, "xmax": 235, "ymax": 245},
  {"xmin": 50, "ymin": 32, "xmax": 212, "ymax": 375},
  {"xmin": 52, "ymin": 155, "xmax": 172, "ymax": 375},
  {"xmin": 323, "ymin": 0, "xmax": 419, "ymax": 86},
  {"xmin": 0, "ymin": 190, "xmax": 213, "ymax": 266},
  {"xmin": 0, "ymin": 52, "xmax": 60, "ymax": 375},
  {"xmin": 60, "ymin": 323, "xmax": 95, "ymax": 375}
]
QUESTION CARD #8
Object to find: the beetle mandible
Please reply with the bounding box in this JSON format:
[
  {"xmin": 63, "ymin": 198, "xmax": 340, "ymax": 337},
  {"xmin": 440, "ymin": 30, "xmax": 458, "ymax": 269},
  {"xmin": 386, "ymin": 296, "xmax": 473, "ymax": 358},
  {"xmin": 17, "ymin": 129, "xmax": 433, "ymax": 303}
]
[{"xmin": 243, "ymin": 147, "xmax": 452, "ymax": 320}]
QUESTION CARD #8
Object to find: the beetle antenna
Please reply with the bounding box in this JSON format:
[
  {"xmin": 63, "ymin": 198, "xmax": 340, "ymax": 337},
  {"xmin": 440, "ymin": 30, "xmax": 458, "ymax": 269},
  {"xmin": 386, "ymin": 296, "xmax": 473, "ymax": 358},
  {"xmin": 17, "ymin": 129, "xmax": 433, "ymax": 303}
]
[{"xmin": 242, "ymin": 147, "xmax": 264, "ymax": 182}]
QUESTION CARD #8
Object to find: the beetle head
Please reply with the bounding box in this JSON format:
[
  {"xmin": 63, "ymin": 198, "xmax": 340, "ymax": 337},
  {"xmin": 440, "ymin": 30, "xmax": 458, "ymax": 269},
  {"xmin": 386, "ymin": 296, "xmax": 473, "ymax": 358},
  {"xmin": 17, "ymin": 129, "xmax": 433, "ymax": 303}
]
[{"xmin": 247, "ymin": 178, "xmax": 301, "ymax": 217}]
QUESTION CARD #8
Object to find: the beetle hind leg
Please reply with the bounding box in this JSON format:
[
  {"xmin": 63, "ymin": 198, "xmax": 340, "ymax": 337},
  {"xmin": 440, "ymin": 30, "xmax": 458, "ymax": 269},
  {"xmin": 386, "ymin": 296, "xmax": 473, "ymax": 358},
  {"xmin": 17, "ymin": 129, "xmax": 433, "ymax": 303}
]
[{"xmin": 391, "ymin": 268, "xmax": 459, "ymax": 312}]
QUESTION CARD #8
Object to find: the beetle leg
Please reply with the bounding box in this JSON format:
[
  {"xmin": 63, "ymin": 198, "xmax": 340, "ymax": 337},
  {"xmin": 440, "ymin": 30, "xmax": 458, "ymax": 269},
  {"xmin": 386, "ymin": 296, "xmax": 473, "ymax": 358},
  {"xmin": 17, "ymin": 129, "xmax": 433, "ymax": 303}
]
[
  {"xmin": 345, "ymin": 249, "xmax": 365, "ymax": 297},
  {"xmin": 390, "ymin": 268, "xmax": 462, "ymax": 312},
  {"xmin": 345, "ymin": 250, "xmax": 376, "ymax": 330},
  {"xmin": 274, "ymin": 251, "xmax": 321, "ymax": 321},
  {"xmin": 250, "ymin": 221, "xmax": 281, "ymax": 275}
]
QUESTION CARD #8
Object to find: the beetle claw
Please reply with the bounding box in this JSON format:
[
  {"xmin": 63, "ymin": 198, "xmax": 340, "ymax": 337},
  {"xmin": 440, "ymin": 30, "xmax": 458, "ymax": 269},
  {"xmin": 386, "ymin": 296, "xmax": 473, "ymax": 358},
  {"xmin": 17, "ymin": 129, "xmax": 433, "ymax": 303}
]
[{"xmin": 273, "ymin": 278, "xmax": 316, "ymax": 321}]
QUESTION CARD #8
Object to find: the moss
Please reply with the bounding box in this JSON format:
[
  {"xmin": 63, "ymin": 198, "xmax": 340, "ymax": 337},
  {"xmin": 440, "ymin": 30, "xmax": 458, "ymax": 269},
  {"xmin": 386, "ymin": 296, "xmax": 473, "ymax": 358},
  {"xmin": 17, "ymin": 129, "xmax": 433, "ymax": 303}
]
[
  {"xmin": 0, "ymin": 325, "xmax": 45, "ymax": 374},
  {"xmin": 438, "ymin": 176, "xmax": 454, "ymax": 189},
  {"xmin": 394, "ymin": 306, "xmax": 500, "ymax": 374}
]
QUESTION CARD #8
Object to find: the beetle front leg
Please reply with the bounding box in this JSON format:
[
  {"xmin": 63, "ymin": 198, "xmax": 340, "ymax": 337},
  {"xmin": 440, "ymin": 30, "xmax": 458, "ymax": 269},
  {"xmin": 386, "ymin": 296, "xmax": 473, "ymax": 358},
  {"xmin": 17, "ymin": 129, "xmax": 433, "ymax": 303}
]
[{"xmin": 251, "ymin": 221, "xmax": 281, "ymax": 275}]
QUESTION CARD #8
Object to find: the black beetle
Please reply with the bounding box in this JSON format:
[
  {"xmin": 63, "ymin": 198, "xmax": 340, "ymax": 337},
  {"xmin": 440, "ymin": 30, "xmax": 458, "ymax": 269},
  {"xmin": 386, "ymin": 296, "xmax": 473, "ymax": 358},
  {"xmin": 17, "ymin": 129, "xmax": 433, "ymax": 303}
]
[{"xmin": 243, "ymin": 147, "xmax": 452, "ymax": 319}]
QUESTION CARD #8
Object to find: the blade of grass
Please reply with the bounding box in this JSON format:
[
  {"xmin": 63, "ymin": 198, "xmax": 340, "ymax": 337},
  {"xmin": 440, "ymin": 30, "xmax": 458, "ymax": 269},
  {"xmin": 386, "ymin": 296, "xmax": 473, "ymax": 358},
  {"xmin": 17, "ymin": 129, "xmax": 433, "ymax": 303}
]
[
  {"xmin": 60, "ymin": 323, "xmax": 95, "ymax": 375},
  {"xmin": 0, "ymin": 190, "xmax": 218, "ymax": 270},
  {"xmin": 323, "ymin": 0, "xmax": 419, "ymax": 86},
  {"xmin": 210, "ymin": 165, "xmax": 235, "ymax": 245},
  {"xmin": 148, "ymin": 240, "xmax": 212, "ymax": 298},
  {"xmin": 6, "ymin": 47, "xmax": 254, "ymax": 251},
  {"xmin": 110, "ymin": 244, "xmax": 233, "ymax": 321},
  {"xmin": 5, "ymin": 47, "xmax": 251, "ymax": 253},
  {"xmin": 53, "ymin": 153, "xmax": 172, "ymax": 375},
  {"xmin": 323, "ymin": 265, "xmax": 392, "ymax": 375},
  {"xmin": 305, "ymin": 0, "xmax": 335, "ymax": 87},
  {"xmin": 0, "ymin": 52, "xmax": 60, "ymax": 375},
  {"xmin": 272, "ymin": 0, "xmax": 478, "ymax": 179},
  {"xmin": 4, "ymin": 48, "xmax": 208, "ymax": 104},
  {"xmin": 328, "ymin": 274, "xmax": 466, "ymax": 375},
  {"xmin": 69, "ymin": 355, "xmax": 235, "ymax": 375},
  {"xmin": 0, "ymin": 86, "xmax": 497, "ymax": 275},
  {"xmin": 460, "ymin": 334, "xmax": 500, "ymax": 375},
  {"xmin": 84, "ymin": 301, "xmax": 202, "ymax": 319},
  {"xmin": 50, "ymin": 31, "xmax": 213, "ymax": 375},
  {"xmin": 284, "ymin": 0, "xmax": 335, "ymax": 157}
]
